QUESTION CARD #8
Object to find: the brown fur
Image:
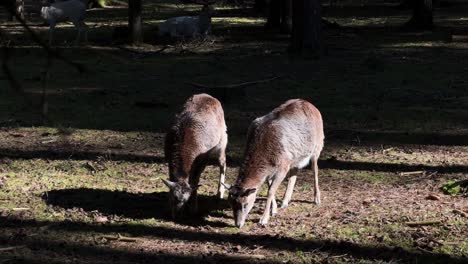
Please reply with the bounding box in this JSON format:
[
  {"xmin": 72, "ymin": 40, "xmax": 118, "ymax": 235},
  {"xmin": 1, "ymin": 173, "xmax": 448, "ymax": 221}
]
[
  {"xmin": 229, "ymin": 99, "xmax": 324, "ymax": 227},
  {"xmin": 164, "ymin": 94, "xmax": 228, "ymax": 218}
]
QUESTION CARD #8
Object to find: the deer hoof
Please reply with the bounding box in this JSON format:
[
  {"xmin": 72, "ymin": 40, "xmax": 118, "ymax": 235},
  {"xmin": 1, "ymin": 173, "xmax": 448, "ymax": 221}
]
[{"xmin": 259, "ymin": 217, "xmax": 269, "ymax": 226}]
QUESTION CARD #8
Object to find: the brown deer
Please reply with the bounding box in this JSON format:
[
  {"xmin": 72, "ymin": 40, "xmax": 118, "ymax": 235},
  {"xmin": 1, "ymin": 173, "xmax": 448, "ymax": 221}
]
[
  {"xmin": 163, "ymin": 94, "xmax": 227, "ymax": 219},
  {"xmin": 227, "ymin": 99, "xmax": 324, "ymax": 228}
]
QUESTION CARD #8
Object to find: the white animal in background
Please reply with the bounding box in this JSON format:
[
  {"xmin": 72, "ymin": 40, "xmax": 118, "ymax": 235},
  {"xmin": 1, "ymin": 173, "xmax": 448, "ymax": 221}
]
[
  {"xmin": 158, "ymin": 0, "xmax": 215, "ymax": 39},
  {"xmin": 227, "ymin": 99, "xmax": 325, "ymax": 228},
  {"xmin": 40, "ymin": 0, "xmax": 87, "ymax": 45}
]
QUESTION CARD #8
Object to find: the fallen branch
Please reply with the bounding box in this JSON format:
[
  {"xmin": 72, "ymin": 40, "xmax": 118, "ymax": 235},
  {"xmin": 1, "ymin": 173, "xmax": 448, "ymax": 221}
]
[
  {"xmin": 452, "ymin": 209, "xmax": 467, "ymax": 218},
  {"xmin": 399, "ymin": 171, "xmax": 425, "ymax": 176},
  {"xmin": 12, "ymin": 207, "xmax": 30, "ymax": 211},
  {"xmin": 101, "ymin": 234, "xmax": 138, "ymax": 242},
  {"xmin": 0, "ymin": 245, "xmax": 26, "ymax": 252},
  {"xmin": 0, "ymin": 207, "xmax": 30, "ymax": 211},
  {"xmin": 406, "ymin": 220, "xmax": 441, "ymax": 227},
  {"xmin": 225, "ymin": 254, "xmax": 266, "ymax": 260},
  {"xmin": 188, "ymin": 75, "xmax": 284, "ymax": 90},
  {"xmin": 117, "ymin": 45, "xmax": 167, "ymax": 55}
]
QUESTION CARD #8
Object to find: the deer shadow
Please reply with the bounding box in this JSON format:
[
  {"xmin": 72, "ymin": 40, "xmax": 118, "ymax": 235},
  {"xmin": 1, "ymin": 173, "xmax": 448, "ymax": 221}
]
[{"xmin": 43, "ymin": 188, "xmax": 230, "ymax": 227}]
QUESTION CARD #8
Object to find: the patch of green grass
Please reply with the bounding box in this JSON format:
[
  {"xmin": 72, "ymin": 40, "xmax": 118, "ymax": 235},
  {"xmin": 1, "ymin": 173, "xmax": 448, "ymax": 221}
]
[{"xmin": 441, "ymin": 180, "xmax": 467, "ymax": 196}]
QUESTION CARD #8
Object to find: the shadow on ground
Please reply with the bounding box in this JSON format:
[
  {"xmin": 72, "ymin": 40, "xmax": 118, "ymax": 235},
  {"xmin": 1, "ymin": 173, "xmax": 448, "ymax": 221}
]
[
  {"xmin": 43, "ymin": 188, "xmax": 230, "ymax": 227},
  {"xmin": 1, "ymin": 217, "xmax": 465, "ymax": 264}
]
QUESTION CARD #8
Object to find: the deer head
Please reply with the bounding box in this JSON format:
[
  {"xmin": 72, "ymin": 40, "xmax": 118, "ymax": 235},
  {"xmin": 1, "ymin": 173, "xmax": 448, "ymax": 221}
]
[
  {"xmin": 227, "ymin": 184, "xmax": 257, "ymax": 228},
  {"xmin": 162, "ymin": 179, "xmax": 193, "ymax": 219}
]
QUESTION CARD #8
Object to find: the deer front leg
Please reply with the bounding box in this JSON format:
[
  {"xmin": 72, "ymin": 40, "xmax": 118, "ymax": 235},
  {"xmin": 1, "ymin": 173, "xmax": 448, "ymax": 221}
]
[
  {"xmin": 259, "ymin": 167, "xmax": 288, "ymax": 226},
  {"xmin": 271, "ymin": 193, "xmax": 277, "ymax": 216},
  {"xmin": 268, "ymin": 178, "xmax": 278, "ymax": 216},
  {"xmin": 281, "ymin": 175, "xmax": 297, "ymax": 208}
]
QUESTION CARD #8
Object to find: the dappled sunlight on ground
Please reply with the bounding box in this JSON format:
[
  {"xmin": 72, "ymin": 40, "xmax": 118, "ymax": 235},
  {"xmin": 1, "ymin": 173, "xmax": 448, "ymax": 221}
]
[{"xmin": 0, "ymin": 0, "xmax": 467, "ymax": 263}]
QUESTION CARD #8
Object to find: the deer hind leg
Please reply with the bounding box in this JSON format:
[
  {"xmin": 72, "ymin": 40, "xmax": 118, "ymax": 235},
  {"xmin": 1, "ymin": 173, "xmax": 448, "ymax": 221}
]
[
  {"xmin": 259, "ymin": 166, "xmax": 288, "ymax": 226},
  {"xmin": 313, "ymin": 158, "xmax": 321, "ymax": 205},
  {"xmin": 281, "ymin": 169, "xmax": 297, "ymax": 209},
  {"xmin": 267, "ymin": 179, "xmax": 278, "ymax": 216},
  {"xmin": 217, "ymin": 152, "xmax": 227, "ymax": 199},
  {"xmin": 48, "ymin": 24, "xmax": 55, "ymax": 45},
  {"xmin": 82, "ymin": 22, "xmax": 88, "ymax": 44}
]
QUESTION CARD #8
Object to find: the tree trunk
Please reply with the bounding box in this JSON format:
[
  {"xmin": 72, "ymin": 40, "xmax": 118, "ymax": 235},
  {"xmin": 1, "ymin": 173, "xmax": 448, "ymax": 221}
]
[
  {"xmin": 280, "ymin": 0, "xmax": 292, "ymax": 33},
  {"xmin": 405, "ymin": 0, "xmax": 433, "ymax": 29},
  {"xmin": 128, "ymin": 0, "xmax": 143, "ymax": 44},
  {"xmin": 291, "ymin": 0, "xmax": 321, "ymax": 54},
  {"xmin": 254, "ymin": 0, "xmax": 267, "ymax": 14},
  {"xmin": 6, "ymin": 0, "xmax": 15, "ymax": 21},
  {"xmin": 266, "ymin": 0, "xmax": 281, "ymax": 29}
]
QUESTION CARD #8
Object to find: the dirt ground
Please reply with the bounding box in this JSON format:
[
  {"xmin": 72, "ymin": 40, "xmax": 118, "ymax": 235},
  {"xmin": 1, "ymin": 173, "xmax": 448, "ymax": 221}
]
[{"xmin": 0, "ymin": 0, "xmax": 467, "ymax": 263}]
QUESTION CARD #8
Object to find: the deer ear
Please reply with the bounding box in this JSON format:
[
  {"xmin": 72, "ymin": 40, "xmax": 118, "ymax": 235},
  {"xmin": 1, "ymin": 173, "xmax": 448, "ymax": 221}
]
[
  {"xmin": 242, "ymin": 188, "xmax": 256, "ymax": 197},
  {"xmin": 162, "ymin": 179, "xmax": 177, "ymax": 189}
]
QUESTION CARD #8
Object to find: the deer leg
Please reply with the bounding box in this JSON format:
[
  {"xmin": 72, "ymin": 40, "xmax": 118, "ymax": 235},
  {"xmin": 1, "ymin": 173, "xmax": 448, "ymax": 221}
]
[
  {"xmin": 313, "ymin": 158, "xmax": 321, "ymax": 205},
  {"xmin": 189, "ymin": 163, "xmax": 206, "ymax": 214},
  {"xmin": 217, "ymin": 154, "xmax": 226, "ymax": 199},
  {"xmin": 267, "ymin": 179, "xmax": 278, "ymax": 216},
  {"xmin": 48, "ymin": 24, "xmax": 55, "ymax": 45},
  {"xmin": 82, "ymin": 22, "xmax": 88, "ymax": 45},
  {"xmin": 259, "ymin": 167, "xmax": 288, "ymax": 226},
  {"xmin": 71, "ymin": 20, "xmax": 82, "ymax": 45},
  {"xmin": 271, "ymin": 193, "xmax": 278, "ymax": 216},
  {"xmin": 281, "ymin": 175, "xmax": 297, "ymax": 208}
]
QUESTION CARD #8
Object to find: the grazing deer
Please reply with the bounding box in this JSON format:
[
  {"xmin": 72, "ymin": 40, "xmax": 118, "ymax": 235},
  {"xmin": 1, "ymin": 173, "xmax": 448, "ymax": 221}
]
[
  {"xmin": 40, "ymin": 0, "xmax": 88, "ymax": 45},
  {"xmin": 227, "ymin": 99, "xmax": 324, "ymax": 228},
  {"xmin": 158, "ymin": 0, "xmax": 215, "ymax": 39},
  {"xmin": 163, "ymin": 93, "xmax": 228, "ymax": 219}
]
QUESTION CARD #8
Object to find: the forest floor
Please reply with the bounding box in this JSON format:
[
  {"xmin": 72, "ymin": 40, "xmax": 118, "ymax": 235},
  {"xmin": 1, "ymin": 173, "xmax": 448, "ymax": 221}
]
[{"xmin": 0, "ymin": 0, "xmax": 467, "ymax": 263}]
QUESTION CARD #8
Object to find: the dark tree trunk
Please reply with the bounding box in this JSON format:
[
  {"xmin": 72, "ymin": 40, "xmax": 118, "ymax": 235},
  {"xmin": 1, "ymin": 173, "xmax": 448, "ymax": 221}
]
[
  {"xmin": 405, "ymin": 0, "xmax": 433, "ymax": 29},
  {"xmin": 254, "ymin": 0, "xmax": 267, "ymax": 14},
  {"xmin": 280, "ymin": 0, "xmax": 292, "ymax": 33},
  {"xmin": 6, "ymin": 0, "xmax": 15, "ymax": 21},
  {"xmin": 266, "ymin": 0, "xmax": 281, "ymax": 29},
  {"xmin": 128, "ymin": 0, "xmax": 143, "ymax": 44},
  {"xmin": 291, "ymin": 0, "xmax": 321, "ymax": 54}
]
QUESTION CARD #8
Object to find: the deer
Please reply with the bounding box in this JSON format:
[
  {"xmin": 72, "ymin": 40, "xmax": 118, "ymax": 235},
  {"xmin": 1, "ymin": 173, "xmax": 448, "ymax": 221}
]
[
  {"xmin": 226, "ymin": 99, "xmax": 324, "ymax": 228},
  {"xmin": 158, "ymin": 0, "xmax": 215, "ymax": 39},
  {"xmin": 40, "ymin": 0, "xmax": 88, "ymax": 45},
  {"xmin": 163, "ymin": 93, "xmax": 228, "ymax": 219}
]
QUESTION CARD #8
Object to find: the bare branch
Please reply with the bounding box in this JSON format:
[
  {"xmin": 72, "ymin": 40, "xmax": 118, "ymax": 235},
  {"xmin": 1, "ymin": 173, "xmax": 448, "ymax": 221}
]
[{"xmin": 188, "ymin": 75, "xmax": 284, "ymax": 90}]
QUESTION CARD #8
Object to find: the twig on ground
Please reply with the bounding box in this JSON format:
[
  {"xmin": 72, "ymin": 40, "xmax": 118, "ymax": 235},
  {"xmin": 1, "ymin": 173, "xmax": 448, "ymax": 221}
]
[
  {"xmin": 11, "ymin": 207, "xmax": 30, "ymax": 211},
  {"xmin": 399, "ymin": 171, "xmax": 425, "ymax": 176},
  {"xmin": 406, "ymin": 220, "xmax": 442, "ymax": 227},
  {"xmin": 452, "ymin": 209, "xmax": 467, "ymax": 218},
  {"xmin": 101, "ymin": 233, "xmax": 138, "ymax": 242},
  {"xmin": 117, "ymin": 45, "xmax": 167, "ymax": 55},
  {"xmin": 188, "ymin": 75, "xmax": 284, "ymax": 90},
  {"xmin": 227, "ymin": 254, "xmax": 266, "ymax": 260},
  {"xmin": 0, "ymin": 207, "xmax": 30, "ymax": 211},
  {"xmin": 0, "ymin": 245, "xmax": 26, "ymax": 251}
]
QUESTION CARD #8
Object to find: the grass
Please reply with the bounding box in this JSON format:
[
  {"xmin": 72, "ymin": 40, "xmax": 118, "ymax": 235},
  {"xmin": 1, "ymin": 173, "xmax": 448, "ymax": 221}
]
[{"xmin": 0, "ymin": 0, "xmax": 467, "ymax": 263}]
